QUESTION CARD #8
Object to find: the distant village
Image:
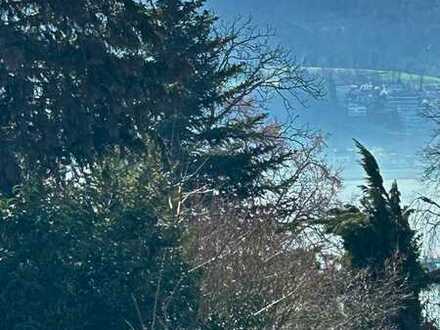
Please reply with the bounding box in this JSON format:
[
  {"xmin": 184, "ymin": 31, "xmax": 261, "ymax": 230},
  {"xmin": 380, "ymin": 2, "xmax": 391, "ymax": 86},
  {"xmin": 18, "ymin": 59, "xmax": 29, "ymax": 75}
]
[
  {"xmin": 329, "ymin": 69, "xmax": 440, "ymax": 135},
  {"xmin": 309, "ymin": 68, "xmax": 440, "ymax": 183}
]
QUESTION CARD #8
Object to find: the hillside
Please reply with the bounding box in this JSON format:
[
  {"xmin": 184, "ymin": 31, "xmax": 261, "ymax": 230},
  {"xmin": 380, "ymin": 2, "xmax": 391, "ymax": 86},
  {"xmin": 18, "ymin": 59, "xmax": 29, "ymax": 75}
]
[
  {"xmin": 295, "ymin": 67, "xmax": 440, "ymax": 192},
  {"xmin": 210, "ymin": 0, "xmax": 440, "ymax": 76},
  {"xmin": 306, "ymin": 67, "xmax": 440, "ymax": 86}
]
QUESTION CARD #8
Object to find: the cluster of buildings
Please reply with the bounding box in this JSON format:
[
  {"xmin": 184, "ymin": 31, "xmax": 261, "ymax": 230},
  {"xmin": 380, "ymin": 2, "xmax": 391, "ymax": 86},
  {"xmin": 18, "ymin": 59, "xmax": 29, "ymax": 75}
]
[
  {"xmin": 316, "ymin": 70, "xmax": 440, "ymax": 190},
  {"xmin": 339, "ymin": 80, "xmax": 440, "ymax": 134}
]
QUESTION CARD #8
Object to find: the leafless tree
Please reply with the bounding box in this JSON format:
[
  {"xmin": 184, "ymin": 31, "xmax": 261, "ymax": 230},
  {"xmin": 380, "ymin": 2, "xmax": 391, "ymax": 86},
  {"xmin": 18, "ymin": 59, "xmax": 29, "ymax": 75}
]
[
  {"xmin": 184, "ymin": 193, "xmax": 409, "ymax": 329},
  {"xmin": 178, "ymin": 132, "xmax": 409, "ymax": 329},
  {"xmin": 147, "ymin": 13, "xmax": 409, "ymax": 330}
]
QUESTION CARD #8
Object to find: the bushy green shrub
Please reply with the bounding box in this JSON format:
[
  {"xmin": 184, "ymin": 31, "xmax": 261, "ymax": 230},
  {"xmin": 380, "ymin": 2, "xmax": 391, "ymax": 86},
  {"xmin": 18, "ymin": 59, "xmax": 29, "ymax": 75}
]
[{"xmin": 0, "ymin": 155, "xmax": 200, "ymax": 330}]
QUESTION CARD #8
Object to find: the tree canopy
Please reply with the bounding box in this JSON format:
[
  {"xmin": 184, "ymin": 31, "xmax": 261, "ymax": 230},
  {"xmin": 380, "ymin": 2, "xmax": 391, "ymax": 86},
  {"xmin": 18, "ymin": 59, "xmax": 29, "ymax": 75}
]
[
  {"xmin": 1, "ymin": 1, "xmax": 434, "ymax": 329},
  {"xmin": 0, "ymin": 0, "xmax": 318, "ymax": 198},
  {"xmin": 327, "ymin": 140, "xmax": 428, "ymax": 329}
]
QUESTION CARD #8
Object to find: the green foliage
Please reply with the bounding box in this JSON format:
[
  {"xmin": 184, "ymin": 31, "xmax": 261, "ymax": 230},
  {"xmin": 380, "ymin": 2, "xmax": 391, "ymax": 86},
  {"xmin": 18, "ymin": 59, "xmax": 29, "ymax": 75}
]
[
  {"xmin": 327, "ymin": 140, "xmax": 427, "ymax": 329},
  {"xmin": 0, "ymin": 0, "xmax": 158, "ymax": 190},
  {"xmin": 145, "ymin": 0, "xmax": 309, "ymax": 198},
  {"xmin": 0, "ymin": 1, "xmax": 322, "ymax": 328},
  {"xmin": 0, "ymin": 0, "xmax": 309, "ymax": 198},
  {"xmin": 0, "ymin": 152, "xmax": 200, "ymax": 330}
]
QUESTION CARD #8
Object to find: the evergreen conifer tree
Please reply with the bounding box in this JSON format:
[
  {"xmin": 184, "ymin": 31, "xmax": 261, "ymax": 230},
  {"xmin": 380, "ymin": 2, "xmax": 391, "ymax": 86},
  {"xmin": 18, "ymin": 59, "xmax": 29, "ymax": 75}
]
[
  {"xmin": 0, "ymin": 149, "xmax": 201, "ymax": 329},
  {"xmin": 0, "ymin": 1, "xmax": 321, "ymax": 328},
  {"xmin": 0, "ymin": 0, "xmax": 317, "ymax": 198},
  {"xmin": 328, "ymin": 140, "xmax": 427, "ymax": 330}
]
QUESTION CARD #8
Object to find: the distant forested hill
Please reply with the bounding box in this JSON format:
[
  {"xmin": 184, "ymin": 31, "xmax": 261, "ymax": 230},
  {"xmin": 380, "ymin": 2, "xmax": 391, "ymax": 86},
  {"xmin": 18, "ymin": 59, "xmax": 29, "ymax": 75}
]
[{"xmin": 210, "ymin": 0, "xmax": 440, "ymax": 76}]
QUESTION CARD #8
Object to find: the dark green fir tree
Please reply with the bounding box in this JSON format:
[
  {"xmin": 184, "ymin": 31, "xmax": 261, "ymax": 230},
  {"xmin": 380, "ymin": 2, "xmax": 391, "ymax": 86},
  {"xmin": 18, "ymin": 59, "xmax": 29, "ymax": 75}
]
[{"xmin": 327, "ymin": 140, "xmax": 428, "ymax": 330}]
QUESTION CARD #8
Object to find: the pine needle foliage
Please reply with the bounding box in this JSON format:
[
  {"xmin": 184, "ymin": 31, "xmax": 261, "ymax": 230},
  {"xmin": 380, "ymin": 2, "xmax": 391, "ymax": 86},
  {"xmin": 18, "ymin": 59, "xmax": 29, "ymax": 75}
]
[{"xmin": 328, "ymin": 140, "xmax": 427, "ymax": 330}]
